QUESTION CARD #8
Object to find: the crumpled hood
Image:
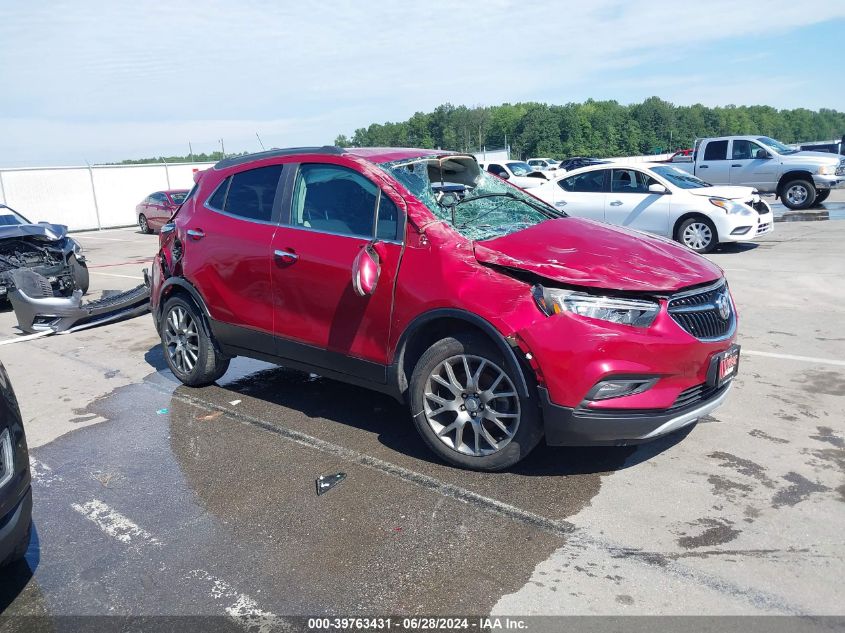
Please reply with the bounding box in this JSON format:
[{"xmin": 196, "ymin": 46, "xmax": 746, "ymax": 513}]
[
  {"xmin": 473, "ymin": 218, "xmax": 722, "ymax": 293},
  {"xmin": 687, "ymin": 185, "xmax": 757, "ymax": 201},
  {"xmin": 0, "ymin": 222, "xmax": 68, "ymax": 242}
]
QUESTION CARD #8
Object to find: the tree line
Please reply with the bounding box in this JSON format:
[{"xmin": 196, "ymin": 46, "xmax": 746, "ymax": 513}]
[{"xmin": 334, "ymin": 97, "xmax": 845, "ymax": 159}]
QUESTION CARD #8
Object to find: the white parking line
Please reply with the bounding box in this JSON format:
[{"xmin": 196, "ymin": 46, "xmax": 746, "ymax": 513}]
[
  {"xmin": 71, "ymin": 499, "xmax": 161, "ymax": 546},
  {"xmin": 89, "ymin": 271, "xmax": 145, "ymax": 280},
  {"xmin": 188, "ymin": 570, "xmax": 283, "ymax": 633},
  {"xmin": 744, "ymin": 349, "xmax": 845, "ymax": 367}
]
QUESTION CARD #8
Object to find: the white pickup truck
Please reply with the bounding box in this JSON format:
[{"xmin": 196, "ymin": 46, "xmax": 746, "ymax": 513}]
[{"xmin": 672, "ymin": 135, "xmax": 845, "ymax": 210}]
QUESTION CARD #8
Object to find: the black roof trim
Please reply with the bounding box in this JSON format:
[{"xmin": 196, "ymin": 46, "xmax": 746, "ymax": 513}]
[{"xmin": 213, "ymin": 146, "xmax": 344, "ymax": 170}]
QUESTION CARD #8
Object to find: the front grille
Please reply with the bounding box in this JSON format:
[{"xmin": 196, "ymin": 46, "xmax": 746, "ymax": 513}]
[
  {"xmin": 756, "ymin": 222, "xmax": 771, "ymax": 234},
  {"xmin": 668, "ymin": 282, "xmax": 734, "ymax": 340},
  {"xmin": 750, "ymin": 200, "xmax": 769, "ymax": 214}
]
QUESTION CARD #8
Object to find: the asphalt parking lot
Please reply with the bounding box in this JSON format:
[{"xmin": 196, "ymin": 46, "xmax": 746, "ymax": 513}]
[{"xmin": 0, "ymin": 196, "xmax": 843, "ymax": 625}]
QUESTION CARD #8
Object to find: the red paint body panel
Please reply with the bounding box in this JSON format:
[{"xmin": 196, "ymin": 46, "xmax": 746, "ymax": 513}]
[{"xmin": 474, "ymin": 217, "xmax": 723, "ymax": 292}]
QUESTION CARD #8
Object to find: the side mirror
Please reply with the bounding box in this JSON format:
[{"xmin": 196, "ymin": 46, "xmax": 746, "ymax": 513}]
[
  {"xmin": 497, "ymin": 171, "xmax": 509, "ymax": 179},
  {"xmin": 755, "ymin": 149, "xmax": 771, "ymax": 159},
  {"xmin": 648, "ymin": 183, "xmax": 669, "ymax": 195},
  {"xmin": 352, "ymin": 242, "xmax": 381, "ymax": 297}
]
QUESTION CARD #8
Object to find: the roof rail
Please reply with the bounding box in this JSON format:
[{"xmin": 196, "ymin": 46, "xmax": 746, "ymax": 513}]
[{"xmin": 213, "ymin": 146, "xmax": 343, "ymax": 169}]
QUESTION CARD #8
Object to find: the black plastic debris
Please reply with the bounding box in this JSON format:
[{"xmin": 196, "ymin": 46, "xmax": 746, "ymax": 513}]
[{"xmin": 316, "ymin": 472, "xmax": 346, "ymax": 496}]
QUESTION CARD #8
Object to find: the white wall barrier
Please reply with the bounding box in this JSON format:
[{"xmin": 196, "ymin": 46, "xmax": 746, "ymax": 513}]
[{"xmin": 0, "ymin": 162, "xmax": 215, "ymax": 231}]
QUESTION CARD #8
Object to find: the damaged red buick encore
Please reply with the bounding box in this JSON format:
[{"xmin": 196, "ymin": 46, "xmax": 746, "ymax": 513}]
[{"xmin": 150, "ymin": 147, "xmax": 739, "ymax": 471}]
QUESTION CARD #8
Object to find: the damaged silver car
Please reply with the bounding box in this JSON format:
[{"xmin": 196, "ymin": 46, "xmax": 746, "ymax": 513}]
[{"xmin": 0, "ymin": 204, "xmax": 89, "ymax": 301}]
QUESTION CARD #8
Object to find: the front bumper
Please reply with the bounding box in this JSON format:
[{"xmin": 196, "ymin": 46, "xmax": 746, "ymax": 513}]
[
  {"xmin": 541, "ymin": 382, "xmax": 732, "ymax": 446},
  {"xmin": 813, "ymin": 174, "xmax": 845, "ymax": 190},
  {"xmin": 0, "ymin": 485, "xmax": 32, "ymax": 565}
]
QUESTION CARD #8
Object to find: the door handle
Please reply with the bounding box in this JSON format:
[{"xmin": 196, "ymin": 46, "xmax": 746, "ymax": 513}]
[
  {"xmin": 699, "ymin": 165, "xmax": 709, "ymax": 169},
  {"xmin": 187, "ymin": 229, "xmax": 205, "ymax": 240},
  {"xmin": 609, "ymin": 200, "xmax": 623, "ymax": 206},
  {"xmin": 731, "ymin": 164, "xmax": 742, "ymax": 167},
  {"xmin": 274, "ymin": 249, "xmax": 299, "ymax": 263}
]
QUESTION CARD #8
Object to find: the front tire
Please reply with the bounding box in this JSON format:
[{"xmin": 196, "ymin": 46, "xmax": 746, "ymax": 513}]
[
  {"xmin": 781, "ymin": 179, "xmax": 816, "ymax": 210},
  {"xmin": 69, "ymin": 254, "xmax": 89, "ymax": 294},
  {"xmin": 160, "ymin": 296, "xmax": 229, "ymax": 386},
  {"xmin": 409, "ymin": 332, "xmax": 542, "ymax": 471},
  {"xmin": 677, "ymin": 216, "xmax": 718, "ymax": 254},
  {"xmin": 139, "ymin": 214, "xmax": 151, "ymax": 234}
]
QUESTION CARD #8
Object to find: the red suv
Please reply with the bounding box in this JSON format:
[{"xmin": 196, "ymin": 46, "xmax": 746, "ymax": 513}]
[{"xmin": 150, "ymin": 147, "xmax": 739, "ymax": 471}]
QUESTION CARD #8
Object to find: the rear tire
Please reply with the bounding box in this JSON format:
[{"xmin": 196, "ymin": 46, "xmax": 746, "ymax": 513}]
[
  {"xmin": 160, "ymin": 296, "xmax": 229, "ymax": 386},
  {"xmin": 69, "ymin": 254, "xmax": 89, "ymax": 294},
  {"xmin": 676, "ymin": 216, "xmax": 718, "ymax": 254},
  {"xmin": 139, "ymin": 214, "xmax": 151, "ymax": 234},
  {"xmin": 408, "ymin": 332, "xmax": 542, "ymax": 471},
  {"xmin": 781, "ymin": 179, "xmax": 816, "ymax": 210}
]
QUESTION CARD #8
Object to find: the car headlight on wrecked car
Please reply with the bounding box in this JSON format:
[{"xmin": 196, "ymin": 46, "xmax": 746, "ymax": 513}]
[
  {"xmin": 70, "ymin": 239, "xmax": 84, "ymax": 256},
  {"xmin": 532, "ymin": 285, "xmax": 659, "ymax": 327},
  {"xmin": 709, "ymin": 198, "xmax": 753, "ymax": 216}
]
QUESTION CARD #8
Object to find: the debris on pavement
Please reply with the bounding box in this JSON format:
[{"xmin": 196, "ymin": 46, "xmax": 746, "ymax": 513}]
[{"xmin": 316, "ymin": 472, "xmax": 346, "ymax": 496}]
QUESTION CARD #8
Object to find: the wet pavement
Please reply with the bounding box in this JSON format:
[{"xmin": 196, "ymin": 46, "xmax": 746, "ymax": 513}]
[{"xmin": 0, "ymin": 221, "xmax": 843, "ymax": 625}]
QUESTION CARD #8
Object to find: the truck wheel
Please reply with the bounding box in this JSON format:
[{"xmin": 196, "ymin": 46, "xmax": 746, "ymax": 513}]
[
  {"xmin": 781, "ymin": 179, "xmax": 816, "ymax": 210},
  {"xmin": 161, "ymin": 296, "xmax": 230, "ymax": 386},
  {"xmin": 813, "ymin": 190, "xmax": 830, "ymax": 206},
  {"xmin": 69, "ymin": 255, "xmax": 89, "ymax": 294},
  {"xmin": 676, "ymin": 217, "xmax": 718, "ymax": 254},
  {"xmin": 409, "ymin": 332, "xmax": 543, "ymax": 471}
]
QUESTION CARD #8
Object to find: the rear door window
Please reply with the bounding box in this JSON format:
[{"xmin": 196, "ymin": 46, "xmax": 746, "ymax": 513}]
[
  {"xmin": 703, "ymin": 140, "xmax": 728, "ymax": 161},
  {"xmin": 559, "ymin": 170, "xmax": 607, "ymax": 192},
  {"xmin": 290, "ymin": 164, "xmax": 378, "ymax": 238},
  {"xmin": 223, "ymin": 165, "xmax": 283, "ymax": 222}
]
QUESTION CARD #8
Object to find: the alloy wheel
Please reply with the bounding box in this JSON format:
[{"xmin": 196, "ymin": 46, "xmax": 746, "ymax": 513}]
[
  {"xmin": 786, "ymin": 184, "xmax": 808, "ymax": 206},
  {"xmin": 682, "ymin": 222, "xmax": 713, "ymax": 251},
  {"xmin": 164, "ymin": 306, "xmax": 200, "ymax": 374},
  {"xmin": 423, "ymin": 354, "xmax": 520, "ymax": 456},
  {"xmin": 140, "ymin": 216, "xmax": 149, "ymax": 233}
]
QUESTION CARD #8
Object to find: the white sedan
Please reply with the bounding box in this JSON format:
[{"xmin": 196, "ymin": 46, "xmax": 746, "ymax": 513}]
[
  {"xmin": 478, "ymin": 160, "xmax": 551, "ymax": 189},
  {"xmin": 531, "ymin": 163, "xmax": 774, "ymax": 253}
]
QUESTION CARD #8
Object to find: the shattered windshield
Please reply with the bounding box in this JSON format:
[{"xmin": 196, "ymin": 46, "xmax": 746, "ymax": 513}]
[{"xmin": 379, "ymin": 156, "xmax": 563, "ymax": 241}]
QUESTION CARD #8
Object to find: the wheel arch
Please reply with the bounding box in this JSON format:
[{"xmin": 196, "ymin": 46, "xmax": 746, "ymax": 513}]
[
  {"xmin": 777, "ymin": 171, "xmax": 815, "ymax": 196},
  {"xmin": 391, "ymin": 309, "xmax": 531, "ymax": 402},
  {"xmin": 157, "ymin": 277, "xmax": 211, "ymax": 322}
]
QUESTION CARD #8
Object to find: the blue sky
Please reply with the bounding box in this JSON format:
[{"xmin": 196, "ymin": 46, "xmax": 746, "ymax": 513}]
[{"xmin": 1, "ymin": 1, "xmax": 844, "ymax": 166}]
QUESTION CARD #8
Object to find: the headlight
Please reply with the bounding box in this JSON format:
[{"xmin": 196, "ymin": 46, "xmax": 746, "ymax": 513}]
[
  {"xmin": 71, "ymin": 239, "xmax": 84, "ymax": 256},
  {"xmin": 532, "ymin": 285, "xmax": 659, "ymax": 327},
  {"xmin": 818, "ymin": 165, "xmax": 835, "ymax": 175},
  {"xmin": 0, "ymin": 428, "xmax": 13, "ymax": 489},
  {"xmin": 709, "ymin": 198, "xmax": 753, "ymax": 216}
]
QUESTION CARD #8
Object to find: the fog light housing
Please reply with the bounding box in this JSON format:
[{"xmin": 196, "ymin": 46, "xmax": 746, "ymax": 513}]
[
  {"xmin": 585, "ymin": 378, "xmax": 658, "ymax": 402},
  {"xmin": 730, "ymin": 226, "xmax": 752, "ymax": 235}
]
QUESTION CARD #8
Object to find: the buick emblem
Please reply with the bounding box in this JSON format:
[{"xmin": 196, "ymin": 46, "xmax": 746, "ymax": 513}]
[{"xmin": 715, "ymin": 293, "xmax": 731, "ymax": 320}]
